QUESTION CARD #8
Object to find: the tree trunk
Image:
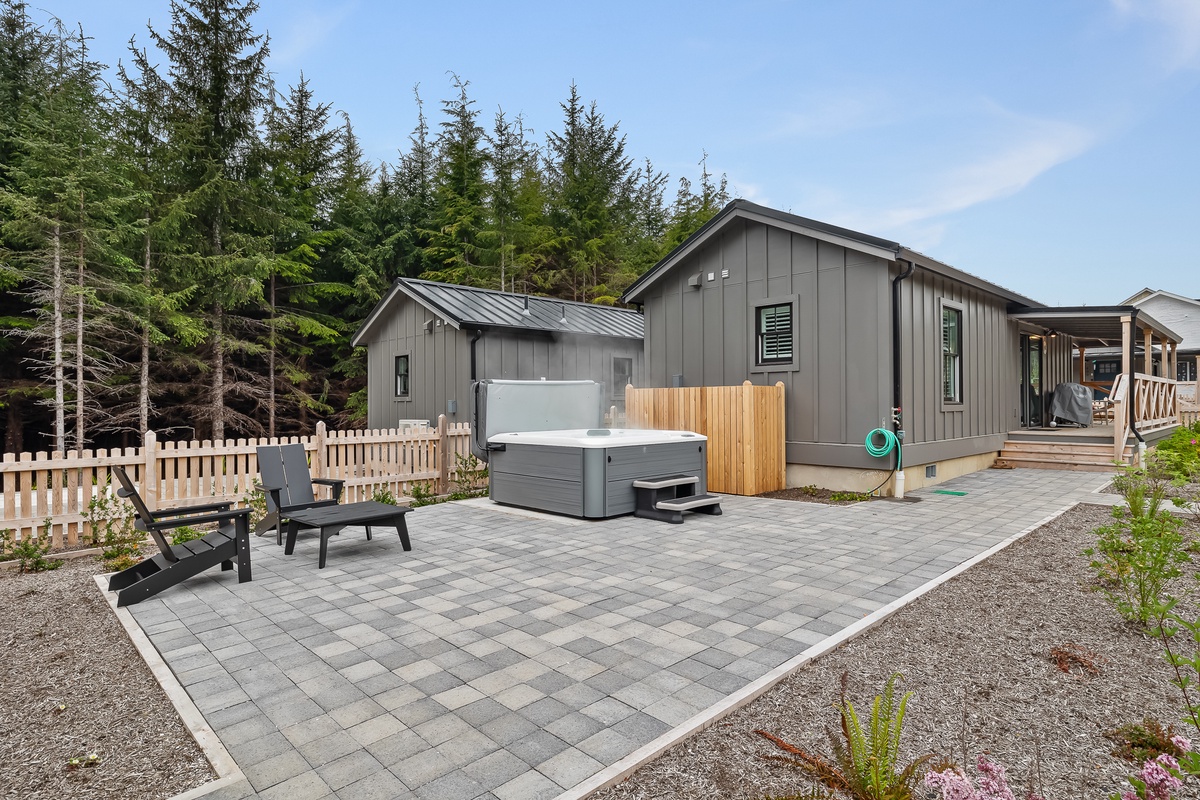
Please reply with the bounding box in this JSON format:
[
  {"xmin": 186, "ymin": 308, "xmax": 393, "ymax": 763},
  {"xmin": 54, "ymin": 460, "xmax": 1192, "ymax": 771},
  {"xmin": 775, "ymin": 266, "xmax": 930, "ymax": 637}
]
[
  {"xmin": 52, "ymin": 219, "xmax": 65, "ymax": 453},
  {"xmin": 139, "ymin": 227, "xmax": 151, "ymax": 434},
  {"xmin": 74, "ymin": 194, "xmax": 85, "ymax": 453},
  {"xmin": 5, "ymin": 395, "xmax": 23, "ymax": 454},
  {"xmin": 212, "ymin": 301, "xmax": 224, "ymax": 442},
  {"xmin": 268, "ymin": 273, "xmax": 276, "ymax": 438}
]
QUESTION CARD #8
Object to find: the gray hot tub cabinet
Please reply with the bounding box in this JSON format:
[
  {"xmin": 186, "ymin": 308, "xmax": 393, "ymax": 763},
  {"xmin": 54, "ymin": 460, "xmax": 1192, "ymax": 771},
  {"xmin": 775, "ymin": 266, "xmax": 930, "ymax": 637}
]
[{"xmin": 488, "ymin": 437, "xmax": 707, "ymax": 518}]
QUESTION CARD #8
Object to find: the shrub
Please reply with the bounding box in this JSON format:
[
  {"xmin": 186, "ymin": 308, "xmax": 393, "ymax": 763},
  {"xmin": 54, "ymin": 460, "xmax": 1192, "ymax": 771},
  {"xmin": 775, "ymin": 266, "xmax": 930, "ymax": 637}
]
[
  {"xmin": 925, "ymin": 754, "xmax": 1044, "ymax": 800},
  {"xmin": 11, "ymin": 522, "xmax": 63, "ymax": 574},
  {"xmin": 170, "ymin": 525, "xmax": 206, "ymax": 545},
  {"xmin": 1153, "ymin": 422, "xmax": 1200, "ymax": 482},
  {"xmin": 756, "ymin": 673, "xmax": 937, "ymax": 800},
  {"xmin": 1108, "ymin": 719, "xmax": 1190, "ymax": 764},
  {"xmin": 370, "ymin": 486, "xmax": 398, "ymax": 505}
]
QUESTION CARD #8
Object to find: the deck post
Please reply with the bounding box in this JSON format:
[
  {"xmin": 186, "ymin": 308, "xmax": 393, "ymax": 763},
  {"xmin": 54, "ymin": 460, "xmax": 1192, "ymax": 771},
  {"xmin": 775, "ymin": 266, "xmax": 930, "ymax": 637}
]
[
  {"xmin": 1121, "ymin": 316, "xmax": 1132, "ymax": 377},
  {"xmin": 142, "ymin": 429, "xmax": 157, "ymax": 512},
  {"xmin": 1078, "ymin": 346, "xmax": 1086, "ymax": 383},
  {"xmin": 1144, "ymin": 327, "xmax": 1154, "ymax": 375}
]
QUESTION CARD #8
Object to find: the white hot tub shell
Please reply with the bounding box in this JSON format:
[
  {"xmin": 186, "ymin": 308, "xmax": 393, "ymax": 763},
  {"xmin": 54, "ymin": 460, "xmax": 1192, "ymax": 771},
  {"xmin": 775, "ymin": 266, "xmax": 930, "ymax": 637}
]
[{"xmin": 472, "ymin": 381, "xmax": 708, "ymax": 519}]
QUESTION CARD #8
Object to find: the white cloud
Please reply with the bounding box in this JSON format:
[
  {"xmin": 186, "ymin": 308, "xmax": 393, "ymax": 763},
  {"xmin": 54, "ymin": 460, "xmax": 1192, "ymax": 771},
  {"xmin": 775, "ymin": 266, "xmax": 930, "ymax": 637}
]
[
  {"xmin": 877, "ymin": 119, "xmax": 1095, "ymax": 229},
  {"xmin": 1110, "ymin": 0, "xmax": 1200, "ymax": 71},
  {"xmin": 271, "ymin": 4, "xmax": 354, "ymax": 66}
]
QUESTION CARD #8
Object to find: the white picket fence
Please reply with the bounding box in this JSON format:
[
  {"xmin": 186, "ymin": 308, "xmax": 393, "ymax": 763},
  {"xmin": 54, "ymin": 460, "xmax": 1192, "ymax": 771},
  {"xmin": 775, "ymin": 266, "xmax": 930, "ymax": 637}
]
[{"xmin": 0, "ymin": 417, "xmax": 473, "ymax": 549}]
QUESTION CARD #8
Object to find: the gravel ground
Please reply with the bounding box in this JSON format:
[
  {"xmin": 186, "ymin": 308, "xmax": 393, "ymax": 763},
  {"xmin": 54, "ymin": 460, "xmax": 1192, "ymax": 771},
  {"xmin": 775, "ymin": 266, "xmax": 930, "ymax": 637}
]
[
  {"xmin": 592, "ymin": 503, "xmax": 1200, "ymax": 800},
  {"xmin": 4, "ymin": 503, "xmax": 1198, "ymax": 800},
  {"xmin": 0, "ymin": 557, "xmax": 215, "ymax": 800}
]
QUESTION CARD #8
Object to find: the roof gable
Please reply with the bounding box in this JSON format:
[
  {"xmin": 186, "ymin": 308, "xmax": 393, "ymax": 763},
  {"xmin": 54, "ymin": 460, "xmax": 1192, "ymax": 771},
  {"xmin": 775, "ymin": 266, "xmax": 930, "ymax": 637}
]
[{"xmin": 352, "ymin": 278, "xmax": 644, "ymax": 346}]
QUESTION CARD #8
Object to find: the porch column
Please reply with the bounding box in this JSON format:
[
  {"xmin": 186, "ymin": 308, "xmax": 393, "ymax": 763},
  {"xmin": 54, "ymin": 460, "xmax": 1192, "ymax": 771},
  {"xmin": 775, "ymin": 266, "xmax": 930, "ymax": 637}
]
[
  {"xmin": 1078, "ymin": 346, "xmax": 1087, "ymax": 383},
  {"xmin": 1121, "ymin": 316, "xmax": 1132, "ymax": 377},
  {"xmin": 1144, "ymin": 327, "xmax": 1154, "ymax": 375}
]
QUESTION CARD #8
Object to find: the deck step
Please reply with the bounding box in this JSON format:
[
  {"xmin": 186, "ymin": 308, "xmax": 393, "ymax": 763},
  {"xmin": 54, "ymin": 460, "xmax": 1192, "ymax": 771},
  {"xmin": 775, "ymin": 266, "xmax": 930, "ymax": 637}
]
[
  {"xmin": 632, "ymin": 474, "xmax": 699, "ymax": 490},
  {"xmin": 656, "ymin": 493, "xmax": 722, "ymax": 512}
]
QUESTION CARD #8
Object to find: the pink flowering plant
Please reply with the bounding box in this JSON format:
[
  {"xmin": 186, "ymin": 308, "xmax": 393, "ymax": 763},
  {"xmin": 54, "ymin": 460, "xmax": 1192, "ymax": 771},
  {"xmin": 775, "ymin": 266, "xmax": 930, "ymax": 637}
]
[
  {"xmin": 1113, "ymin": 738, "xmax": 1190, "ymax": 800},
  {"xmin": 923, "ymin": 755, "xmax": 1044, "ymax": 800}
]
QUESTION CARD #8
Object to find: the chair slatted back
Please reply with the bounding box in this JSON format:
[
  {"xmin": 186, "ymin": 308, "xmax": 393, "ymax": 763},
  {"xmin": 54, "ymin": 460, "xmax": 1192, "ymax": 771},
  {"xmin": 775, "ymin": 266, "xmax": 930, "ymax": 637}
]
[
  {"xmin": 112, "ymin": 466, "xmax": 177, "ymax": 562},
  {"xmin": 256, "ymin": 443, "xmax": 316, "ymax": 511}
]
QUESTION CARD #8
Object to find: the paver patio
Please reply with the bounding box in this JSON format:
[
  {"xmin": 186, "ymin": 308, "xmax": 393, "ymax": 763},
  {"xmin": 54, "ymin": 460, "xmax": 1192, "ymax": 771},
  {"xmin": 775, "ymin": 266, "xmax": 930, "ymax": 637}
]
[{"xmin": 122, "ymin": 468, "xmax": 1113, "ymax": 800}]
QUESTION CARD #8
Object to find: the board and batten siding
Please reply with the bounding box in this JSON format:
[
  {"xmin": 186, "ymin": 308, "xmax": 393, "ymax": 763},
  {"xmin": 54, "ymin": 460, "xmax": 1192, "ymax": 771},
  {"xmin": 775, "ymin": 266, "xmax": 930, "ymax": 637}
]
[
  {"xmin": 640, "ymin": 217, "xmax": 1023, "ymax": 470},
  {"xmin": 364, "ymin": 296, "xmax": 644, "ymax": 429}
]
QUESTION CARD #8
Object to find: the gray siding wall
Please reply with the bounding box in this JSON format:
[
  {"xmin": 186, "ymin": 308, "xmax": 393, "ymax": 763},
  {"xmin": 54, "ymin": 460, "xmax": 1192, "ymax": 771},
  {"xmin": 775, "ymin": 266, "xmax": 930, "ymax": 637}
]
[
  {"xmin": 640, "ymin": 217, "xmax": 1023, "ymax": 468},
  {"xmin": 365, "ymin": 296, "xmax": 644, "ymax": 429}
]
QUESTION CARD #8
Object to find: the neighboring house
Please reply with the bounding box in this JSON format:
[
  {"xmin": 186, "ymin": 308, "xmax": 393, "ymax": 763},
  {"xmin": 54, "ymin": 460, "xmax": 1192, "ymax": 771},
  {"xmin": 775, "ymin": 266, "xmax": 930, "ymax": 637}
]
[
  {"xmin": 620, "ymin": 200, "xmax": 1180, "ymax": 493},
  {"xmin": 1080, "ymin": 289, "xmax": 1200, "ymax": 384},
  {"xmin": 352, "ymin": 278, "xmax": 645, "ymax": 430}
]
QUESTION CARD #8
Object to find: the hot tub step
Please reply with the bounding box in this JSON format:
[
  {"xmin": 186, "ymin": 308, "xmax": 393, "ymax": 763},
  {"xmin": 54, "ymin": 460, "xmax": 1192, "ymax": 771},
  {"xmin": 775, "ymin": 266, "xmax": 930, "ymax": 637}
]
[
  {"xmin": 632, "ymin": 474, "xmax": 699, "ymax": 490},
  {"xmin": 656, "ymin": 493, "xmax": 721, "ymax": 512}
]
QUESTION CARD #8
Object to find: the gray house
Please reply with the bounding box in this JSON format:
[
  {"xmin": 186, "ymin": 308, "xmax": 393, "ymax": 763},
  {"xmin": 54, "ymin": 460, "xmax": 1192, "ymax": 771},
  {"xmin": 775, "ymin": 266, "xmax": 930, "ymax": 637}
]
[
  {"xmin": 620, "ymin": 200, "xmax": 1087, "ymax": 492},
  {"xmin": 352, "ymin": 278, "xmax": 645, "ymax": 430}
]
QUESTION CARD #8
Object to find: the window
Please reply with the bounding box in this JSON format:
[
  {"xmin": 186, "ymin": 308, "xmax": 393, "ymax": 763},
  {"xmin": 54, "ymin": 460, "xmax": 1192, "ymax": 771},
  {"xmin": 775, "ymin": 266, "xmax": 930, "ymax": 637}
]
[
  {"xmin": 756, "ymin": 303, "xmax": 793, "ymax": 366},
  {"xmin": 612, "ymin": 356, "xmax": 633, "ymax": 395},
  {"xmin": 941, "ymin": 306, "xmax": 962, "ymax": 403},
  {"xmin": 394, "ymin": 354, "xmax": 409, "ymax": 397}
]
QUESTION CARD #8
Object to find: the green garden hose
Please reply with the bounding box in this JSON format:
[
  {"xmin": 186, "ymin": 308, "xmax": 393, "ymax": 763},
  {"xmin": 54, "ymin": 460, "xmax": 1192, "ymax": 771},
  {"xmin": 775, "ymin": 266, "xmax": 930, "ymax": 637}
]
[{"xmin": 865, "ymin": 427, "xmax": 901, "ymax": 469}]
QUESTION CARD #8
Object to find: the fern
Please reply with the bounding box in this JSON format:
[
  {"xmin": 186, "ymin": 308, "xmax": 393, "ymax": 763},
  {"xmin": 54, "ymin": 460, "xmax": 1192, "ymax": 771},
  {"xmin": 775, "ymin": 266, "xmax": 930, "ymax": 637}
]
[{"xmin": 757, "ymin": 672, "xmax": 937, "ymax": 800}]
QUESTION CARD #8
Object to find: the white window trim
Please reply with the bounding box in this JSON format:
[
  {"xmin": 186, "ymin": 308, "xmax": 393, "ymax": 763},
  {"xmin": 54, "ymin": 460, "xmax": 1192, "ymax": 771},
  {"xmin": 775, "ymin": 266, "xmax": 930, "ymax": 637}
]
[{"xmin": 749, "ymin": 293, "xmax": 800, "ymax": 374}]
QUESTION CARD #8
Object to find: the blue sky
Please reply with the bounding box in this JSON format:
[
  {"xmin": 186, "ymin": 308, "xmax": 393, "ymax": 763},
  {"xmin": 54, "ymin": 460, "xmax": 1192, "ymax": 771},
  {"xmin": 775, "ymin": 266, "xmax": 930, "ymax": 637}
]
[{"xmin": 41, "ymin": 0, "xmax": 1200, "ymax": 305}]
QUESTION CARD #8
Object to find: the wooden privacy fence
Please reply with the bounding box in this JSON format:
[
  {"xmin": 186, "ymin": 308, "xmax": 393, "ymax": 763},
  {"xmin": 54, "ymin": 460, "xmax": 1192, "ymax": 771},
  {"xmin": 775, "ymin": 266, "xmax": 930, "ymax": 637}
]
[
  {"xmin": 625, "ymin": 381, "xmax": 786, "ymax": 495},
  {"xmin": 0, "ymin": 417, "xmax": 472, "ymax": 549}
]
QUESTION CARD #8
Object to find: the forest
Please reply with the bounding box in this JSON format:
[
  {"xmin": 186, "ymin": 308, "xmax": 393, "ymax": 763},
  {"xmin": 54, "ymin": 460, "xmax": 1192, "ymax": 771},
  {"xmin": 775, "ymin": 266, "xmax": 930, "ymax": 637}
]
[{"xmin": 0, "ymin": 0, "xmax": 731, "ymax": 454}]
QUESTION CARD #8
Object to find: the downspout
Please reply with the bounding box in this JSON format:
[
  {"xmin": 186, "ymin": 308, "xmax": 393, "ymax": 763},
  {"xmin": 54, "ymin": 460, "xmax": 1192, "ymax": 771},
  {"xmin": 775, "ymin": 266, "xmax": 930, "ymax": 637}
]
[
  {"xmin": 891, "ymin": 258, "xmax": 916, "ymax": 497},
  {"xmin": 470, "ymin": 329, "xmax": 487, "ymax": 459},
  {"xmin": 1127, "ymin": 309, "xmax": 1146, "ymax": 463}
]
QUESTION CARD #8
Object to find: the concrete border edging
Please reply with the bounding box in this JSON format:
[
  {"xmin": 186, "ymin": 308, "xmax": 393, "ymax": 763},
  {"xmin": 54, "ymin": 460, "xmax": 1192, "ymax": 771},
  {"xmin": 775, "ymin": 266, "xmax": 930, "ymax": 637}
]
[
  {"xmin": 556, "ymin": 501, "xmax": 1081, "ymax": 800},
  {"xmin": 92, "ymin": 575, "xmax": 246, "ymax": 799}
]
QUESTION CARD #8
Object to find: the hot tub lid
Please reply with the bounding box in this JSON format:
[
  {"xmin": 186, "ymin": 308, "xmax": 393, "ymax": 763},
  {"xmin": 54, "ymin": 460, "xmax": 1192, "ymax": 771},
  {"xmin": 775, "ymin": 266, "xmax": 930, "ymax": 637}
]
[{"xmin": 488, "ymin": 428, "xmax": 706, "ymax": 448}]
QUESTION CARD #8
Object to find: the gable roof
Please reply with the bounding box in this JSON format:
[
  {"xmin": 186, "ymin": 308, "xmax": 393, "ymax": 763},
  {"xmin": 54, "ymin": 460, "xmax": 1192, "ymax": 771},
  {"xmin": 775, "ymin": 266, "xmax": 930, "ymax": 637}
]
[
  {"xmin": 352, "ymin": 278, "xmax": 644, "ymax": 347},
  {"xmin": 1121, "ymin": 287, "xmax": 1200, "ymax": 307},
  {"xmin": 620, "ymin": 199, "xmax": 1040, "ymax": 307},
  {"xmin": 1117, "ymin": 288, "xmax": 1200, "ymax": 353}
]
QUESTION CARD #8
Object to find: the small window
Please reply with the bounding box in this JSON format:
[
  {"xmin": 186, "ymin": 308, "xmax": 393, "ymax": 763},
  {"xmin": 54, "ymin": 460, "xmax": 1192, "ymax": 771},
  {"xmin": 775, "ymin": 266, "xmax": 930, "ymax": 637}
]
[
  {"xmin": 756, "ymin": 304, "xmax": 793, "ymax": 366},
  {"xmin": 942, "ymin": 307, "xmax": 962, "ymax": 403},
  {"xmin": 394, "ymin": 355, "xmax": 409, "ymax": 397},
  {"xmin": 612, "ymin": 356, "xmax": 633, "ymax": 395}
]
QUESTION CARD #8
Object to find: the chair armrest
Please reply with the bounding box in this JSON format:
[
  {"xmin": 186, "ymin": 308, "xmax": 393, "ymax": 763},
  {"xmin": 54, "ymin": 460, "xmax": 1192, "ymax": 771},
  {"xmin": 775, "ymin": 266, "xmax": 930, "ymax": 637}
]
[
  {"xmin": 313, "ymin": 478, "xmax": 345, "ymax": 502},
  {"xmin": 145, "ymin": 508, "xmax": 251, "ymax": 532},
  {"xmin": 151, "ymin": 500, "xmax": 234, "ymax": 519},
  {"xmin": 254, "ymin": 483, "xmax": 281, "ymax": 492}
]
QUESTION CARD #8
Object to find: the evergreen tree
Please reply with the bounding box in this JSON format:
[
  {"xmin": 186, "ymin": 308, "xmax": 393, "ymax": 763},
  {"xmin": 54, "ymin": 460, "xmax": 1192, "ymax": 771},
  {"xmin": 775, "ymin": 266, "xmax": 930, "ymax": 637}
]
[
  {"xmin": 663, "ymin": 151, "xmax": 729, "ymax": 253},
  {"xmin": 485, "ymin": 109, "xmax": 549, "ymax": 293},
  {"xmin": 140, "ymin": 0, "xmax": 272, "ymax": 440},
  {"xmin": 545, "ymin": 83, "xmax": 635, "ymax": 302},
  {"xmin": 421, "ymin": 75, "xmax": 491, "ymax": 286}
]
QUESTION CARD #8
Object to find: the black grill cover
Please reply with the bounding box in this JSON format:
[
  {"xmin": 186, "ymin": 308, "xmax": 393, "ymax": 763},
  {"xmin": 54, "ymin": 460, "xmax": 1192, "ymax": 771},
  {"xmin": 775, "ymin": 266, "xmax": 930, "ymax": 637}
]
[{"xmin": 1049, "ymin": 382, "xmax": 1093, "ymax": 427}]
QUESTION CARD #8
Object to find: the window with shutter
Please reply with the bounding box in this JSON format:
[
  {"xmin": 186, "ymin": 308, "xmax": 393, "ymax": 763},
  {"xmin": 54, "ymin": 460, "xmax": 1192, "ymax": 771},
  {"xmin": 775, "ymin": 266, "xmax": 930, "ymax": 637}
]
[
  {"xmin": 757, "ymin": 304, "xmax": 793, "ymax": 365},
  {"xmin": 942, "ymin": 307, "xmax": 962, "ymax": 403}
]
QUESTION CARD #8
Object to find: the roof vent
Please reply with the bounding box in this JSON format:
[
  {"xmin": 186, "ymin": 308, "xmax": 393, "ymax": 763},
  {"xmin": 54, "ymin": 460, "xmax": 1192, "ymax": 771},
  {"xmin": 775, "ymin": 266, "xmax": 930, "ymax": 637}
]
[
  {"xmin": 559, "ymin": 303, "xmax": 567, "ymax": 324},
  {"xmin": 521, "ymin": 296, "xmax": 531, "ymax": 317}
]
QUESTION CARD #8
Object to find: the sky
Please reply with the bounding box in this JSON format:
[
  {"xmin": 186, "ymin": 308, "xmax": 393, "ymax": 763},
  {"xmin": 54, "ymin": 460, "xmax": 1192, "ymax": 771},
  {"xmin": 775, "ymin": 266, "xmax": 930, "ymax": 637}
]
[{"xmin": 35, "ymin": 0, "xmax": 1200, "ymax": 306}]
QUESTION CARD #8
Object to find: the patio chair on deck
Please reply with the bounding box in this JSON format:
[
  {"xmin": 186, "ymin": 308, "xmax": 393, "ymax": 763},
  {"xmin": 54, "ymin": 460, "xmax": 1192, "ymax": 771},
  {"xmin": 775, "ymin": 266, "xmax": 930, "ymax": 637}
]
[
  {"xmin": 255, "ymin": 443, "xmax": 344, "ymax": 544},
  {"xmin": 107, "ymin": 466, "xmax": 252, "ymax": 607}
]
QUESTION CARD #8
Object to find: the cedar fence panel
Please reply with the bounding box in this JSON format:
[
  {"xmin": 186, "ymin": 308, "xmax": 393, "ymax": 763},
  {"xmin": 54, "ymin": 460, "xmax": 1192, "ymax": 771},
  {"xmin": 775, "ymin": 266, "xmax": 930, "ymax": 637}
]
[
  {"xmin": 625, "ymin": 381, "xmax": 786, "ymax": 495},
  {"xmin": 1, "ymin": 417, "xmax": 476, "ymax": 547}
]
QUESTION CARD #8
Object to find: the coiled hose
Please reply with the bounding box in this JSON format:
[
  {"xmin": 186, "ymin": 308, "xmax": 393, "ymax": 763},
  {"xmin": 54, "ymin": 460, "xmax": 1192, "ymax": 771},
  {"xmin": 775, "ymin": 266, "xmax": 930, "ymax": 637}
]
[{"xmin": 864, "ymin": 427, "xmax": 901, "ymax": 495}]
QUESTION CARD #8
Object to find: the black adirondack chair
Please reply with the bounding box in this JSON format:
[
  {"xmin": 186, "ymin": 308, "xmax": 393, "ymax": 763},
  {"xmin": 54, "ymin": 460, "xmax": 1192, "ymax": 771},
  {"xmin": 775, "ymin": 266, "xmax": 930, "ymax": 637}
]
[
  {"xmin": 255, "ymin": 443, "xmax": 345, "ymax": 544},
  {"xmin": 107, "ymin": 466, "xmax": 252, "ymax": 607}
]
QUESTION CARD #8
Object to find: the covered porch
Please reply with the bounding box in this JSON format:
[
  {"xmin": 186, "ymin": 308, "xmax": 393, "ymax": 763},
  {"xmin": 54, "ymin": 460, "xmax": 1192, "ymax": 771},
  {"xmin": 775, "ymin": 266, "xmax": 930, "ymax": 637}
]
[{"xmin": 1007, "ymin": 305, "xmax": 1188, "ymax": 464}]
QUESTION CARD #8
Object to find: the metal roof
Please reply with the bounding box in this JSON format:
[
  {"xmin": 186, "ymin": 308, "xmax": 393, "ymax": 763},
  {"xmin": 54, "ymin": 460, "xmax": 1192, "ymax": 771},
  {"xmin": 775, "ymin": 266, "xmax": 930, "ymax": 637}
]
[
  {"xmin": 352, "ymin": 278, "xmax": 644, "ymax": 346},
  {"xmin": 1007, "ymin": 306, "xmax": 1183, "ymax": 347}
]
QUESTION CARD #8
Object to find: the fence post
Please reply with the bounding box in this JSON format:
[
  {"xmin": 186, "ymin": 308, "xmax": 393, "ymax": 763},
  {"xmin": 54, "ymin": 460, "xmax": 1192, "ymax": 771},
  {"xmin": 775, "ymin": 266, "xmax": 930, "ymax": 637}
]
[
  {"xmin": 313, "ymin": 421, "xmax": 327, "ymax": 478},
  {"xmin": 437, "ymin": 414, "xmax": 450, "ymax": 495},
  {"xmin": 143, "ymin": 429, "xmax": 157, "ymax": 512}
]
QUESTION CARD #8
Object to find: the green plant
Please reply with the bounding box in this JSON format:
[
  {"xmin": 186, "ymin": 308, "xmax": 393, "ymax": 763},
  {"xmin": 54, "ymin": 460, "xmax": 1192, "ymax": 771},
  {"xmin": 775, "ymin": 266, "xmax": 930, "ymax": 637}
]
[
  {"xmin": 0, "ymin": 528, "xmax": 13, "ymax": 562},
  {"xmin": 830, "ymin": 490, "xmax": 871, "ymax": 503},
  {"xmin": 85, "ymin": 477, "xmax": 137, "ymax": 547},
  {"xmin": 1085, "ymin": 462, "xmax": 1189, "ymax": 628},
  {"xmin": 1108, "ymin": 719, "xmax": 1190, "ymax": 764},
  {"xmin": 408, "ymin": 481, "xmax": 439, "ymax": 507},
  {"xmin": 756, "ymin": 673, "xmax": 937, "ymax": 800},
  {"xmin": 11, "ymin": 525, "xmax": 63, "ymax": 574},
  {"xmin": 370, "ymin": 486, "xmax": 398, "ymax": 505},
  {"xmin": 1153, "ymin": 422, "xmax": 1200, "ymax": 482},
  {"xmin": 239, "ymin": 488, "xmax": 268, "ymax": 527},
  {"xmin": 448, "ymin": 453, "xmax": 487, "ymax": 501},
  {"xmin": 170, "ymin": 525, "xmax": 206, "ymax": 545}
]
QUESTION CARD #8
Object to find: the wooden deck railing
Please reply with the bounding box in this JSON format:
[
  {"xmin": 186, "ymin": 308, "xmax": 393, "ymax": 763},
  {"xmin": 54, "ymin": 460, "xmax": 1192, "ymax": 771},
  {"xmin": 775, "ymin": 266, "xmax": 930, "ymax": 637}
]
[
  {"xmin": 1111, "ymin": 373, "xmax": 1182, "ymax": 461},
  {"xmin": 1, "ymin": 417, "xmax": 472, "ymax": 549},
  {"xmin": 624, "ymin": 381, "xmax": 786, "ymax": 495}
]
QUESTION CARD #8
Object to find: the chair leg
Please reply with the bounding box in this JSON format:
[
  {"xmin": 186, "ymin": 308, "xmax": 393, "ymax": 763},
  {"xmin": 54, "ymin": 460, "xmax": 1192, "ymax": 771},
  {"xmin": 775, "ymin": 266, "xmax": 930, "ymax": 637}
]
[
  {"xmin": 284, "ymin": 521, "xmax": 300, "ymax": 555},
  {"xmin": 396, "ymin": 516, "xmax": 412, "ymax": 551}
]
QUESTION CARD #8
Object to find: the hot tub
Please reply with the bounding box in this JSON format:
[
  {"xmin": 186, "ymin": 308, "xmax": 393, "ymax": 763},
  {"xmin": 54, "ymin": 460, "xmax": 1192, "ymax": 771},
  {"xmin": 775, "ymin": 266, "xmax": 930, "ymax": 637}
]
[{"xmin": 472, "ymin": 380, "xmax": 709, "ymax": 519}]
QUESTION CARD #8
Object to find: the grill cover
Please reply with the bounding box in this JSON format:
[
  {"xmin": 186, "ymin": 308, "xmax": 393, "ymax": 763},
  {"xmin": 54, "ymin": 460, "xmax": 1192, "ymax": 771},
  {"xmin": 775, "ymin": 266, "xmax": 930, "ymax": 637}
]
[{"xmin": 1049, "ymin": 382, "xmax": 1092, "ymax": 427}]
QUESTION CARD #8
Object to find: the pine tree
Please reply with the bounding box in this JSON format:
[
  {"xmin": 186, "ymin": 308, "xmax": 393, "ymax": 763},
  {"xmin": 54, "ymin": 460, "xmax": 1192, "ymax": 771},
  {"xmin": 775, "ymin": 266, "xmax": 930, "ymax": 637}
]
[
  {"xmin": 375, "ymin": 85, "xmax": 437, "ymax": 282},
  {"xmin": 663, "ymin": 151, "xmax": 730, "ymax": 253},
  {"xmin": 421, "ymin": 75, "xmax": 491, "ymax": 286},
  {"xmin": 140, "ymin": 0, "xmax": 272, "ymax": 440},
  {"xmin": 485, "ymin": 109, "xmax": 548, "ymax": 293}
]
